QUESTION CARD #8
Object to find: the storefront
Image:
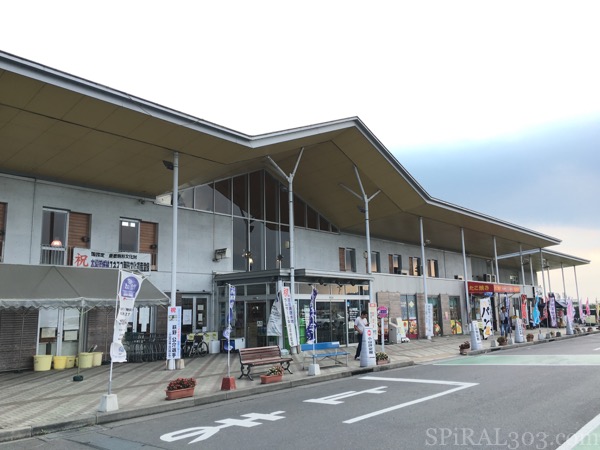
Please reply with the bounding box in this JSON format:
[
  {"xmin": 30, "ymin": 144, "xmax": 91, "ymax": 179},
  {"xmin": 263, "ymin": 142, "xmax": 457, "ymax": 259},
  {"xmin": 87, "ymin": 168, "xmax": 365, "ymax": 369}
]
[{"xmin": 468, "ymin": 281, "xmax": 522, "ymax": 337}]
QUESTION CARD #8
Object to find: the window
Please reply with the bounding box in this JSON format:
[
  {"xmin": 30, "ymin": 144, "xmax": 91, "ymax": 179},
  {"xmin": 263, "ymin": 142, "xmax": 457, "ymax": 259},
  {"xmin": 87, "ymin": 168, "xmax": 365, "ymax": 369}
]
[
  {"xmin": 371, "ymin": 251, "xmax": 380, "ymax": 273},
  {"xmin": 339, "ymin": 247, "xmax": 356, "ymax": 272},
  {"xmin": 409, "ymin": 256, "xmax": 421, "ymax": 276},
  {"xmin": 389, "ymin": 254, "xmax": 402, "ymax": 274},
  {"xmin": 41, "ymin": 209, "xmax": 68, "ymax": 265},
  {"xmin": 119, "ymin": 219, "xmax": 139, "ymax": 252},
  {"xmin": 427, "ymin": 259, "xmax": 439, "ymax": 278}
]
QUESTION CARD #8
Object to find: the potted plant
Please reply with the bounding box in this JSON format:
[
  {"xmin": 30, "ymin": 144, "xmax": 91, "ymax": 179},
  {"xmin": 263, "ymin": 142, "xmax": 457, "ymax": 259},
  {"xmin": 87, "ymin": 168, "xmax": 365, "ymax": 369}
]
[
  {"xmin": 376, "ymin": 352, "xmax": 390, "ymax": 364},
  {"xmin": 165, "ymin": 377, "xmax": 196, "ymax": 400},
  {"xmin": 260, "ymin": 365, "xmax": 284, "ymax": 384},
  {"xmin": 497, "ymin": 336, "xmax": 507, "ymax": 346},
  {"xmin": 526, "ymin": 333, "xmax": 534, "ymax": 342},
  {"xmin": 459, "ymin": 341, "xmax": 470, "ymax": 355}
]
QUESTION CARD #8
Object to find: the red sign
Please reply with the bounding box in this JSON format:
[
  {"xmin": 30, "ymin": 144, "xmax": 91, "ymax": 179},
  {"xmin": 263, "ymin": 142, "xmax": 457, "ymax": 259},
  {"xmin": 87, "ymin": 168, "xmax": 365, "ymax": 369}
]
[
  {"xmin": 377, "ymin": 306, "xmax": 388, "ymax": 318},
  {"xmin": 468, "ymin": 282, "xmax": 520, "ymax": 294}
]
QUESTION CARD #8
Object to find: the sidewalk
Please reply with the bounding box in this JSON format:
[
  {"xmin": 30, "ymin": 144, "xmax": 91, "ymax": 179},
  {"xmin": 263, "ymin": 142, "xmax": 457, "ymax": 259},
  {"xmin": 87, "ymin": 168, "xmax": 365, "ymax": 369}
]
[{"xmin": 0, "ymin": 328, "xmax": 580, "ymax": 443}]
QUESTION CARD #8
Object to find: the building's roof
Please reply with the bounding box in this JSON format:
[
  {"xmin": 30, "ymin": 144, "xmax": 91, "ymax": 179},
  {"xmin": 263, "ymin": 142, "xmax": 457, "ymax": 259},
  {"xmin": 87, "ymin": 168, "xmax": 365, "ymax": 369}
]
[{"xmin": 0, "ymin": 50, "xmax": 587, "ymax": 270}]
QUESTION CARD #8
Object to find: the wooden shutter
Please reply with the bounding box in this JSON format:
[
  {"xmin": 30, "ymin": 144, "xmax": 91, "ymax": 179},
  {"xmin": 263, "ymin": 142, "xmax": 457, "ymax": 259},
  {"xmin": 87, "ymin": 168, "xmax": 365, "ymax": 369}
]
[
  {"xmin": 389, "ymin": 254, "xmax": 394, "ymax": 274},
  {"xmin": 68, "ymin": 212, "xmax": 90, "ymax": 265},
  {"xmin": 339, "ymin": 248, "xmax": 346, "ymax": 271},
  {"xmin": 140, "ymin": 221, "xmax": 158, "ymax": 270}
]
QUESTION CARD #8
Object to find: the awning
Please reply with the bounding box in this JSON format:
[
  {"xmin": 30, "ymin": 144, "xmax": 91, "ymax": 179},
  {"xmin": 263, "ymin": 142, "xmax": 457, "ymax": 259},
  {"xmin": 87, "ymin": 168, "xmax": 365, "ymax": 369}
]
[{"xmin": 0, "ymin": 264, "xmax": 169, "ymax": 309}]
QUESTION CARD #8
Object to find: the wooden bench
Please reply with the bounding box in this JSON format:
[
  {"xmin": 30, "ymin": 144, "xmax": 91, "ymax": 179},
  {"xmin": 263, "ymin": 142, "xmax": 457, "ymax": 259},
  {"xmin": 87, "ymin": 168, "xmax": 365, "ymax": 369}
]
[
  {"xmin": 238, "ymin": 346, "xmax": 294, "ymax": 381},
  {"xmin": 300, "ymin": 341, "xmax": 349, "ymax": 370}
]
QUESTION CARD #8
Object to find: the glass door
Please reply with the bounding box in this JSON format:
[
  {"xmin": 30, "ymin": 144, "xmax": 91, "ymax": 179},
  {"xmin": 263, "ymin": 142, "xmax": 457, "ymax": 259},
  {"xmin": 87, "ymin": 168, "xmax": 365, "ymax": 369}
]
[
  {"xmin": 428, "ymin": 296, "xmax": 442, "ymax": 336},
  {"xmin": 449, "ymin": 296, "xmax": 462, "ymax": 334},
  {"xmin": 246, "ymin": 301, "xmax": 267, "ymax": 348},
  {"xmin": 38, "ymin": 307, "xmax": 80, "ymax": 356}
]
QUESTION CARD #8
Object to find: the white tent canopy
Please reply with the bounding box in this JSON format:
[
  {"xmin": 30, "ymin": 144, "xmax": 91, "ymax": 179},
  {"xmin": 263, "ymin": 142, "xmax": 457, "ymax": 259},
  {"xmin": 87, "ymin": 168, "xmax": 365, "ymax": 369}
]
[{"xmin": 0, "ymin": 264, "xmax": 169, "ymax": 309}]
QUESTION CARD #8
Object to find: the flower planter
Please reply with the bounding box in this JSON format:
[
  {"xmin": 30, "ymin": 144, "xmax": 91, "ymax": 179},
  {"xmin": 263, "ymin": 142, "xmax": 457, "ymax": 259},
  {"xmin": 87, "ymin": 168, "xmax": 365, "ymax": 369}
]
[
  {"xmin": 165, "ymin": 387, "xmax": 195, "ymax": 400},
  {"xmin": 33, "ymin": 355, "xmax": 53, "ymax": 371},
  {"xmin": 53, "ymin": 356, "xmax": 67, "ymax": 370},
  {"xmin": 376, "ymin": 359, "xmax": 390, "ymax": 365},
  {"xmin": 459, "ymin": 349, "xmax": 469, "ymax": 355},
  {"xmin": 260, "ymin": 374, "xmax": 282, "ymax": 384}
]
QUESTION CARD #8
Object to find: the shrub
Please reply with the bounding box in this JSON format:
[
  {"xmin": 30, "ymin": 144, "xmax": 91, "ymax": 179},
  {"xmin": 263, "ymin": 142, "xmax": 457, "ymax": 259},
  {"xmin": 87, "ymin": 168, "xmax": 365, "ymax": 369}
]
[{"xmin": 166, "ymin": 377, "xmax": 196, "ymax": 391}]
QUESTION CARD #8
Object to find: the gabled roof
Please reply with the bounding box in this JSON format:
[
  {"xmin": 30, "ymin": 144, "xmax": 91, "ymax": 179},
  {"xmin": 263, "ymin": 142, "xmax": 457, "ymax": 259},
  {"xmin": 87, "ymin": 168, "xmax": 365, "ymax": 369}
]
[{"xmin": 0, "ymin": 50, "xmax": 573, "ymax": 263}]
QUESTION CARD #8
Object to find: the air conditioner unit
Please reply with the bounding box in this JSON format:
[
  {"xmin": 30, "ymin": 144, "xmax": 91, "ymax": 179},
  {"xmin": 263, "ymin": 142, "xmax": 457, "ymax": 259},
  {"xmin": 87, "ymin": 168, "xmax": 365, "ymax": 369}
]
[
  {"xmin": 484, "ymin": 273, "xmax": 496, "ymax": 283},
  {"xmin": 454, "ymin": 275, "xmax": 464, "ymax": 281},
  {"xmin": 213, "ymin": 248, "xmax": 230, "ymax": 261},
  {"xmin": 400, "ymin": 269, "xmax": 409, "ymax": 275}
]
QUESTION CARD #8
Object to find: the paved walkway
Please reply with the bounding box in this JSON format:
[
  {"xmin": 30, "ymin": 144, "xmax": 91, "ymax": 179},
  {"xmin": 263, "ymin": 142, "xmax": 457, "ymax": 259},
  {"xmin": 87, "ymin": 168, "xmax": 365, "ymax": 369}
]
[{"xmin": 0, "ymin": 327, "xmax": 583, "ymax": 443}]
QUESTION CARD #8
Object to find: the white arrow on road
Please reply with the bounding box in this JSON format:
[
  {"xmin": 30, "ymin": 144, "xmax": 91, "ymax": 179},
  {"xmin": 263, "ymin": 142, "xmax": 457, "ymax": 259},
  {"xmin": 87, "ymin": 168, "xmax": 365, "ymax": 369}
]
[{"xmin": 304, "ymin": 386, "xmax": 388, "ymax": 405}]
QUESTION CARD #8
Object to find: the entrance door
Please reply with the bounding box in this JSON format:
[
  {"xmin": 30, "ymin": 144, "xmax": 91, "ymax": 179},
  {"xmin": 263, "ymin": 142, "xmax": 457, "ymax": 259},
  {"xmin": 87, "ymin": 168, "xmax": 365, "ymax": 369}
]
[
  {"xmin": 246, "ymin": 301, "xmax": 267, "ymax": 348},
  {"xmin": 38, "ymin": 307, "xmax": 80, "ymax": 356},
  {"xmin": 428, "ymin": 296, "xmax": 442, "ymax": 336}
]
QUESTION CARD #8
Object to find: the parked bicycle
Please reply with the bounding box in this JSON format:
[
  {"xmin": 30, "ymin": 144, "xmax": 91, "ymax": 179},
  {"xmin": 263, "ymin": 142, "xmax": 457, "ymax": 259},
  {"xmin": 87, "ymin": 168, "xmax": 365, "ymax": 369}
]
[{"xmin": 183, "ymin": 333, "xmax": 209, "ymax": 357}]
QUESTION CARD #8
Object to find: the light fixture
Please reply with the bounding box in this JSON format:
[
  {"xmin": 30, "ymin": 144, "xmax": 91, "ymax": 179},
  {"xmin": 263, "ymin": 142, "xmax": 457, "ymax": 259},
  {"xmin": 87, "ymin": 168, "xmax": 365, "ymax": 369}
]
[
  {"xmin": 81, "ymin": 236, "xmax": 90, "ymax": 243},
  {"xmin": 276, "ymin": 254, "xmax": 284, "ymax": 262},
  {"xmin": 150, "ymin": 244, "xmax": 158, "ymax": 249},
  {"xmin": 424, "ymin": 239, "xmax": 431, "ymax": 246},
  {"xmin": 50, "ymin": 238, "xmax": 63, "ymax": 248},
  {"xmin": 162, "ymin": 160, "xmax": 174, "ymax": 170},
  {"xmin": 284, "ymin": 241, "xmax": 290, "ymax": 249}
]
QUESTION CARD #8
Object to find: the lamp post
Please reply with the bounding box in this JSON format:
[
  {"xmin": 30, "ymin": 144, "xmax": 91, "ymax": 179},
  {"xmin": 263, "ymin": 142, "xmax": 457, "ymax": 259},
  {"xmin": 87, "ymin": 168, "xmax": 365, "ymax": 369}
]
[{"xmin": 164, "ymin": 152, "xmax": 179, "ymax": 371}]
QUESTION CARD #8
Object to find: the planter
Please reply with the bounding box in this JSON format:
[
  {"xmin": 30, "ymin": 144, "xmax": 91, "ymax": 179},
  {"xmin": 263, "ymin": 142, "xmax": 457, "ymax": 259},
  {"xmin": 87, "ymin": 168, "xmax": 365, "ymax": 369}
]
[
  {"xmin": 526, "ymin": 337, "xmax": 534, "ymax": 342},
  {"xmin": 165, "ymin": 387, "xmax": 195, "ymax": 400},
  {"xmin": 376, "ymin": 359, "xmax": 390, "ymax": 365},
  {"xmin": 65, "ymin": 355, "xmax": 76, "ymax": 369},
  {"xmin": 260, "ymin": 374, "xmax": 283, "ymax": 384},
  {"xmin": 459, "ymin": 349, "xmax": 470, "ymax": 355},
  {"xmin": 91, "ymin": 352, "xmax": 103, "ymax": 367},
  {"xmin": 78, "ymin": 352, "xmax": 93, "ymax": 368},
  {"xmin": 33, "ymin": 355, "xmax": 53, "ymax": 371},
  {"xmin": 53, "ymin": 356, "xmax": 67, "ymax": 370}
]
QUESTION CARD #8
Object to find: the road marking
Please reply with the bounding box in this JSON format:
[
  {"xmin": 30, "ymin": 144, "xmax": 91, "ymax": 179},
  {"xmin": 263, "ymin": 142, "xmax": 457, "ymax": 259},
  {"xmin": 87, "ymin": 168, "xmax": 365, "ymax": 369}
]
[
  {"xmin": 593, "ymin": 347, "xmax": 600, "ymax": 351},
  {"xmin": 304, "ymin": 386, "xmax": 388, "ymax": 405},
  {"xmin": 557, "ymin": 411, "xmax": 600, "ymax": 449},
  {"xmin": 343, "ymin": 377, "xmax": 477, "ymax": 424},
  {"xmin": 435, "ymin": 355, "xmax": 600, "ymax": 365},
  {"xmin": 160, "ymin": 411, "xmax": 286, "ymax": 444}
]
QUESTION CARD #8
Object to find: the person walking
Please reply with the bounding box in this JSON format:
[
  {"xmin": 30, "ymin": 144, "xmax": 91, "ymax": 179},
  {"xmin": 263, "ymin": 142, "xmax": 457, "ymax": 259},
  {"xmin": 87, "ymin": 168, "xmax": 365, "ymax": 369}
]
[
  {"xmin": 354, "ymin": 310, "xmax": 368, "ymax": 360},
  {"xmin": 500, "ymin": 306, "xmax": 510, "ymax": 337}
]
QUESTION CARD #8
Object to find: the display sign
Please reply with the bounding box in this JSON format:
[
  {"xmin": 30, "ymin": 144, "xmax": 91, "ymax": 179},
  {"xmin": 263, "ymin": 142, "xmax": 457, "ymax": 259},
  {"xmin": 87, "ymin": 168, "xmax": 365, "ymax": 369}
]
[
  {"xmin": 377, "ymin": 306, "xmax": 388, "ymax": 318},
  {"xmin": 480, "ymin": 298, "xmax": 493, "ymax": 338},
  {"xmin": 468, "ymin": 281, "xmax": 520, "ymax": 294},
  {"xmin": 425, "ymin": 303, "xmax": 433, "ymax": 337},
  {"xmin": 166, "ymin": 306, "xmax": 181, "ymax": 360},
  {"xmin": 282, "ymin": 285, "xmax": 299, "ymax": 347},
  {"xmin": 72, "ymin": 248, "xmax": 151, "ymax": 274},
  {"xmin": 111, "ymin": 270, "xmax": 145, "ymax": 362},
  {"xmin": 360, "ymin": 327, "xmax": 376, "ymax": 367}
]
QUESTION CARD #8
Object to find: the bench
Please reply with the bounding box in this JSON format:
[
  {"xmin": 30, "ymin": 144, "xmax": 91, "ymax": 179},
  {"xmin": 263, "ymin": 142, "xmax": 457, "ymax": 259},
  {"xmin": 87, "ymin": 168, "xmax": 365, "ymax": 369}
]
[
  {"xmin": 300, "ymin": 341, "xmax": 349, "ymax": 370},
  {"xmin": 238, "ymin": 346, "xmax": 294, "ymax": 381}
]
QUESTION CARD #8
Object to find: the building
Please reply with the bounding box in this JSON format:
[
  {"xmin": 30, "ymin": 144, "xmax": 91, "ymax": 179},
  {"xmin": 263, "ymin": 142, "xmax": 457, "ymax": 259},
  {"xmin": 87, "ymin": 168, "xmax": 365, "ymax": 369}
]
[{"xmin": 0, "ymin": 51, "xmax": 589, "ymax": 371}]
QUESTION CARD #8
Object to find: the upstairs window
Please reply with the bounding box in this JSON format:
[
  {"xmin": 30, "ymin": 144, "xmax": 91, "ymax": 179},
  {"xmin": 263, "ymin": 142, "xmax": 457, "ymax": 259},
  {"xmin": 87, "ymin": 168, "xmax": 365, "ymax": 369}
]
[
  {"xmin": 339, "ymin": 247, "xmax": 356, "ymax": 272},
  {"xmin": 119, "ymin": 219, "xmax": 139, "ymax": 252},
  {"xmin": 409, "ymin": 256, "xmax": 421, "ymax": 276},
  {"xmin": 389, "ymin": 254, "xmax": 402, "ymax": 274},
  {"xmin": 427, "ymin": 259, "xmax": 439, "ymax": 278},
  {"xmin": 370, "ymin": 251, "xmax": 380, "ymax": 273}
]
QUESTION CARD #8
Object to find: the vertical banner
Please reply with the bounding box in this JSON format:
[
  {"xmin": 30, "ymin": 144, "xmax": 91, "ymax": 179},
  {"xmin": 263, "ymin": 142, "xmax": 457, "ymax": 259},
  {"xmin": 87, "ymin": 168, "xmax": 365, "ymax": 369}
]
[
  {"xmin": 223, "ymin": 285, "xmax": 236, "ymax": 340},
  {"xmin": 567, "ymin": 298, "xmax": 574, "ymax": 323},
  {"xmin": 305, "ymin": 286, "xmax": 317, "ymax": 344},
  {"xmin": 282, "ymin": 285, "xmax": 299, "ymax": 347},
  {"xmin": 425, "ymin": 303, "xmax": 433, "ymax": 337},
  {"xmin": 480, "ymin": 297, "xmax": 492, "ymax": 338},
  {"xmin": 166, "ymin": 306, "xmax": 181, "ymax": 360},
  {"xmin": 521, "ymin": 295, "xmax": 528, "ymax": 325},
  {"xmin": 578, "ymin": 298, "xmax": 584, "ymax": 322},
  {"xmin": 266, "ymin": 290, "xmax": 283, "ymax": 337},
  {"xmin": 532, "ymin": 296, "xmax": 540, "ymax": 326},
  {"xmin": 110, "ymin": 270, "xmax": 144, "ymax": 363},
  {"xmin": 368, "ymin": 302, "xmax": 378, "ymax": 334},
  {"xmin": 549, "ymin": 293, "xmax": 557, "ymax": 327}
]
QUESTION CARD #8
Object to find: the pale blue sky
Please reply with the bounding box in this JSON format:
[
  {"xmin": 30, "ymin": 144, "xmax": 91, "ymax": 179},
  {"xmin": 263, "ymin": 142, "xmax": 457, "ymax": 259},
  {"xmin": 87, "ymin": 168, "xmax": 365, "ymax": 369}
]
[{"xmin": 1, "ymin": 0, "xmax": 597, "ymax": 300}]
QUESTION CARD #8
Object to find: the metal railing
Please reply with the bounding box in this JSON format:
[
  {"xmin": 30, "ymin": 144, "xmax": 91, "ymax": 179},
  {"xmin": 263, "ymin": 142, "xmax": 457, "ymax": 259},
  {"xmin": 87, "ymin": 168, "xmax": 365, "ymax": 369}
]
[{"xmin": 40, "ymin": 246, "xmax": 67, "ymax": 265}]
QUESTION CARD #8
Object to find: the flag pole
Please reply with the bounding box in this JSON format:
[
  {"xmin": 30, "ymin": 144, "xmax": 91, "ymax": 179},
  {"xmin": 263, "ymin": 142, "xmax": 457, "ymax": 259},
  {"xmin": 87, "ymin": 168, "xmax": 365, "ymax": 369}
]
[{"xmin": 108, "ymin": 269, "xmax": 122, "ymax": 396}]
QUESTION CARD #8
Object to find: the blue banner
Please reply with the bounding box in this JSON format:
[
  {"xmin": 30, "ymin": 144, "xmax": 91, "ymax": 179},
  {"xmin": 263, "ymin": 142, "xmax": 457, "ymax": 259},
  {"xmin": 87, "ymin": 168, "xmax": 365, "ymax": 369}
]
[{"xmin": 306, "ymin": 286, "xmax": 317, "ymax": 344}]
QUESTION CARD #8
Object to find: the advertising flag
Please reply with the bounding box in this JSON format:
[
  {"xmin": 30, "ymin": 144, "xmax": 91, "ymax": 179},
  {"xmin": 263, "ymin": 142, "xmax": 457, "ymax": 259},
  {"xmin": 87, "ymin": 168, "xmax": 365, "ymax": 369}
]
[
  {"xmin": 567, "ymin": 298, "xmax": 574, "ymax": 322},
  {"xmin": 266, "ymin": 290, "xmax": 282, "ymax": 336},
  {"xmin": 532, "ymin": 296, "xmax": 540, "ymax": 326},
  {"xmin": 549, "ymin": 293, "xmax": 557, "ymax": 327},
  {"xmin": 586, "ymin": 298, "xmax": 591, "ymax": 317},
  {"xmin": 111, "ymin": 270, "xmax": 144, "ymax": 362},
  {"xmin": 305, "ymin": 286, "xmax": 318, "ymax": 344}
]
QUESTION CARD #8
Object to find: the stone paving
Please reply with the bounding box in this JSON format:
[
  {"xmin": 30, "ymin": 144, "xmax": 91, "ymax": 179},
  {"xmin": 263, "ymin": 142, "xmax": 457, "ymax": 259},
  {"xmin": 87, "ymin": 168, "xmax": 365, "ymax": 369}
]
[{"xmin": 0, "ymin": 327, "xmax": 586, "ymax": 443}]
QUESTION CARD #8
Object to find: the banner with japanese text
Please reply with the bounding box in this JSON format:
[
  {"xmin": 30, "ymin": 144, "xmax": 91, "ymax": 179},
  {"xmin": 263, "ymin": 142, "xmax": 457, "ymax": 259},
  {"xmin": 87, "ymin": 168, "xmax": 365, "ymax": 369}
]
[
  {"xmin": 166, "ymin": 306, "xmax": 181, "ymax": 360},
  {"xmin": 281, "ymin": 284, "xmax": 299, "ymax": 347},
  {"xmin": 110, "ymin": 270, "xmax": 144, "ymax": 362}
]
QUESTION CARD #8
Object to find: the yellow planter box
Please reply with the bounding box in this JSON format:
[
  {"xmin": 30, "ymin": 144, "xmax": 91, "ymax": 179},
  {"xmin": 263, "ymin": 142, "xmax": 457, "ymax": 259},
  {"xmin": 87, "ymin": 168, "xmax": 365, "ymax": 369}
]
[
  {"xmin": 33, "ymin": 355, "xmax": 53, "ymax": 371},
  {"xmin": 78, "ymin": 352, "xmax": 93, "ymax": 369},
  {"xmin": 65, "ymin": 355, "xmax": 76, "ymax": 369},
  {"xmin": 91, "ymin": 352, "xmax": 103, "ymax": 367},
  {"xmin": 53, "ymin": 356, "xmax": 67, "ymax": 370}
]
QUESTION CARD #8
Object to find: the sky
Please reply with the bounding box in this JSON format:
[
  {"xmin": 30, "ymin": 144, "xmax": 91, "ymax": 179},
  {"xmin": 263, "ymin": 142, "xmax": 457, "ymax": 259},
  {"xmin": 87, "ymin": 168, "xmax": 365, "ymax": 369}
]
[{"xmin": 2, "ymin": 1, "xmax": 598, "ymax": 302}]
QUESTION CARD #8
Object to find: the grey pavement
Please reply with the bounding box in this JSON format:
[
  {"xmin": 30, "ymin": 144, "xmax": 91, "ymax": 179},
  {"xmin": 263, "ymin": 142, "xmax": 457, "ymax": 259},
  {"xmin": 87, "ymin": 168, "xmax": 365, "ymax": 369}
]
[{"xmin": 0, "ymin": 327, "xmax": 588, "ymax": 443}]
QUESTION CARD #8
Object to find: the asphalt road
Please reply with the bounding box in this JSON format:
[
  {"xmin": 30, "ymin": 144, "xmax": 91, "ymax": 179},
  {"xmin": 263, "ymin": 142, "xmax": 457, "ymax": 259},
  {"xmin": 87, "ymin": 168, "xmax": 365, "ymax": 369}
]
[{"xmin": 6, "ymin": 334, "xmax": 600, "ymax": 449}]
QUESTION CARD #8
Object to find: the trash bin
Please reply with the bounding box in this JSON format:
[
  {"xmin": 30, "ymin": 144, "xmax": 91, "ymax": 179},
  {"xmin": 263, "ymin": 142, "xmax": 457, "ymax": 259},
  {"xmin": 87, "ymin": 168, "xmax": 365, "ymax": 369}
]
[
  {"xmin": 65, "ymin": 355, "xmax": 76, "ymax": 369},
  {"xmin": 91, "ymin": 352, "xmax": 103, "ymax": 366},
  {"xmin": 209, "ymin": 340, "xmax": 220, "ymax": 354},
  {"xmin": 78, "ymin": 352, "xmax": 93, "ymax": 368},
  {"xmin": 33, "ymin": 355, "xmax": 53, "ymax": 371},
  {"xmin": 52, "ymin": 355, "xmax": 67, "ymax": 370}
]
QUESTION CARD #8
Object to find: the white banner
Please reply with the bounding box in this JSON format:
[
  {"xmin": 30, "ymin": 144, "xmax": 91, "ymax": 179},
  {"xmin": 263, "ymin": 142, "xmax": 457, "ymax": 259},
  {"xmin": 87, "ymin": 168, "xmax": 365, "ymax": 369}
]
[
  {"xmin": 110, "ymin": 270, "xmax": 144, "ymax": 362},
  {"xmin": 166, "ymin": 306, "xmax": 181, "ymax": 360},
  {"xmin": 266, "ymin": 291, "xmax": 282, "ymax": 336},
  {"xmin": 72, "ymin": 248, "xmax": 151, "ymax": 274},
  {"xmin": 425, "ymin": 303, "xmax": 434, "ymax": 337},
  {"xmin": 480, "ymin": 297, "xmax": 493, "ymax": 338},
  {"xmin": 282, "ymin": 285, "xmax": 299, "ymax": 347}
]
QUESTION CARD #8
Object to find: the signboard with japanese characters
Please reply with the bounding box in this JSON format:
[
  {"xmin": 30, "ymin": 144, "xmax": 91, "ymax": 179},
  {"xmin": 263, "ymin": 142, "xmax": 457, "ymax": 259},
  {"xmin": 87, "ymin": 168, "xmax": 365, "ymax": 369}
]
[
  {"xmin": 166, "ymin": 306, "xmax": 181, "ymax": 361},
  {"xmin": 72, "ymin": 248, "xmax": 151, "ymax": 274}
]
